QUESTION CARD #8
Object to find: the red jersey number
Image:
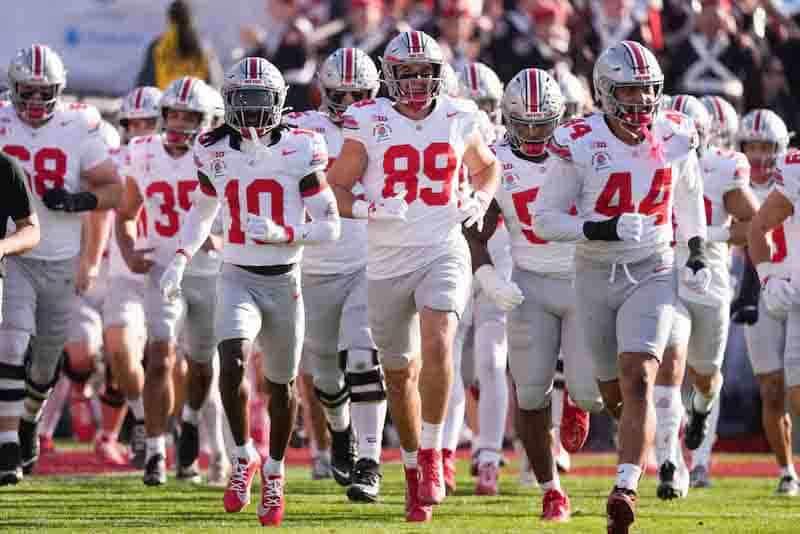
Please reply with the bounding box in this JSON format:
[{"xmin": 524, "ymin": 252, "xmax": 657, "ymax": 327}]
[
  {"xmin": 145, "ymin": 180, "xmax": 198, "ymax": 238},
  {"xmin": 511, "ymin": 188, "xmax": 547, "ymax": 244},
  {"xmin": 224, "ymin": 178, "xmax": 285, "ymax": 244},
  {"xmin": 595, "ymin": 168, "xmax": 672, "ymax": 225},
  {"xmin": 382, "ymin": 143, "xmax": 457, "ymax": 206},
  {"xmin": 3, "ymin": 145, "xmax": 67, "ymax": 197}
]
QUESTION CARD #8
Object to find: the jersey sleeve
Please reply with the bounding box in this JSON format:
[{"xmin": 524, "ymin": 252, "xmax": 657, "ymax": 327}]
[
  {"xmin": 341, "ymin": 101, "xmax": 374, "ymax": 148},
  {"xmin": 776, "ymin": 153, "xmax": 800, "ymax": 208},
  {"xmin": 286, "ymin": 129, "xmax": 328, "ymax": 177},
  {"xmin": 533, "ymin": 157, "xmax": 588, "ymax": 242},
  {"xmin": 192, "ymin": 134, "xmax": 219, "ymax": 196},
  {"xmin": 76, "ymin": 105, "xmax": 111, "ymax": 172},
  {"xmin": 674, "ymin": 149, "xmax": 707, "ymax": 241},
  {"xmin": 725, "ymin": 151, "xmax": 751, "ymax": 194}
]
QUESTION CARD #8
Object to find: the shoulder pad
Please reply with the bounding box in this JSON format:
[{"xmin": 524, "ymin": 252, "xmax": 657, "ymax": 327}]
[
  {"xmin": 59, "ymin": 102, "xmax": 102, "ymax": 132},
  {"xmin": 444, "ymin": 95, "xmax": 479, "ymax": 114}
]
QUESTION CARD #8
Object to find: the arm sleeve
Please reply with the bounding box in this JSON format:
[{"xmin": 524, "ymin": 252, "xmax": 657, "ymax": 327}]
[
  {"xmin": 341, "ymin": 105, "xmax": 370, "ymax": 148},
  {"xmin": 533, "ymin": 159, "xmax": 588, "ymax": 242},
  {"xmin": 79, "ymin": 109, "xmax": 112, "ymax": 173},
  {"xmin": 293, "ymin": 174, "xmax": 340, "ymax": 244},
  {"xmin": 177, "ymin": 173, "xmax": 221, "ymax": 258},
  {"xmin": 674, "ymin": 150, "xmax": 708, "ymax": 242},
  {"xmin": 4, "ymin": 153, "xmax": 33, "ymax": 221}
]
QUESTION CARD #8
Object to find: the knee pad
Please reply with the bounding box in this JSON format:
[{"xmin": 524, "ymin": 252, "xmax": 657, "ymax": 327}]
[
  {"xmin": 63, "ymin": 350, "xmax": 95, "ymax": 384},
  {"xmin": 0, "ymin": 330, "xmax": 29, "ymax": 417},
  {"xmin": 100, "ymin": 383, "xmax": 126, "ymax": 408},
  {"xmin": 516, "ymin": 383, "xmax": 552, "ymax": 411},
  {"xmin": 378, "ymin": 350, "xmax": 414, "ymax": 371},
  {"xmin": 573, "ymin": 397, "xmax": 604, "ymax": 414},
  {"xmin": 345, "ymin": 349, "xmax": 386, "ymax": 403},
  {"xmin": 25, "ymin": 349, "xmax": 62, "ymax": 402},
  {"xmin": 0, "ymin": 329, "xmax": 31, "ymax": 366},
  {"xmin": 314, "ymin": 384, "xmax": 349, "ymax": 409}
]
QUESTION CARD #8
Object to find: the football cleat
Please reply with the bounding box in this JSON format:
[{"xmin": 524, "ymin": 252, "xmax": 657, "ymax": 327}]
[
  {"xmin": 0, "ymin": 442, "xmax": 22, "ymax": 486},
  {"xmin": 541, "ymin": 488, "xmax": 571, "ymax": 522},
  {"xmin": 95, "ymin": 434, "xmax": 128, "ymax": 466},
  {"xmin": 176, "ymin": 461, "xmax": 202, "ymax": 484},
  {"xmin": 442, "ymin": 448, "xmax": 457, "ymax": 495},
  {"xmin": 657, "ymin": 461, "xmax": 688, "ymax": 500},
  {"xmin": 19, "ymin": 418, "xmax": 39, "ymax": 475},
  {"xmin": 178, "ymin": 421, "xmax": 200, "ymax": 470},
  {"xmin": 257, "ymin": 472, "xmax": 285, "ymax": 526},
  {"xmin": 224, "ymin": 454, "xmax": 260, "ymax": 512},
  {"xmin": 347, "ymin": 458, "xmax": 382, "ymax": 503},
  {"xmin": 143, "ymin": 453, "xmax": 167, "ymax": 486},
  {"xmin": 418, "ymin": 449, "xmax": 446, "ymax": 505},
  {"xmin": 776, "ymin": 475, "xmax": 799, "ymax": 497},
  {"xmin": 475, "ymin": 462, "xmax": 499, "ymax": 496},
  {"xmin": 684, "ymin": 391, "xmax": 712, "ymax": 451},
  {"xmin": 404, "ymin": 467, "xmax": 432, "ymax": 522},
  {"xmin": 207, "ymin": 452, "xmax": 231, "ymax": 488},
  {"xmin": 689, "ymin": 464, "xmax": 712, "ymax": 489},
  {"xmin": 330, "ymin": 424, "xmax": 357, "ymax": 487},
  {"xmin": 129, "ymin": 420, "xmax": 146, "ymax": 469},
  {"xmin": 607, "ymin": 487, "xmax": 637, "ymax": 534},
  {"xmin": 560, "ymin": 394, "xmax": 590, "ymax": 453},
  {"xmin": 311, "ymin": 454, "xmax": 333, "ymax": 480}
]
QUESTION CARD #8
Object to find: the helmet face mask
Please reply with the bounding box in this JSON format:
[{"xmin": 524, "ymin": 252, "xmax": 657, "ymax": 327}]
[
  {"xmin": 223, "ymin": 57, "xmax": 287, "ymax": 138},
  {"xmin": 738, "ymin": 109, "xmax": 789, "ymax": 181},
  {"xmin": 382, "ymin": 31, "xmax": 445, "ymax": 112},
  {"xmin": 159, "ymin": 77, "xmax": 211, "ymax": 148},
  {"xmin": 392, "ymin": 62, "xmax": 442, "ymax": 108},
  {"xmin": 502, "ymin": 68, "xmax": 564, "ymax": 157},
  {"xmin": 701, "ymin": 95, "xmax": 739, "ymax": 149},
  {"xmin": 318, "ymin": 48, "xmax": 379, "ymax": 122},
  {"xmin": 8, "ymin": 44, "xmax": 67, "ymax": 125},
  {"xmin": 608, "ymin": 82, "xmax": 663, "ymax": 128},
  {"xmin": 506, "ymin": 115, "xmax": 559, "ymax": 156}
]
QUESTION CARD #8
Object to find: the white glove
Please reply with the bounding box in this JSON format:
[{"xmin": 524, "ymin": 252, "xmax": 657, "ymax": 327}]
[
  {"xmin": 458, "ymin": 189, "xmax": 492, "ymax": 231},
  {"xmin": 616, "ymin": 213, "xmax": 659, "ymax": 242},
  {"xmin": 764, "ymin": 277, "xmax": 796, "ymax": 315},
  {"xmin": 246, "ymin": 214, "xmax": 291, "ymax": 243},
  {"xmin": 352, "ymin": 193, "xmax": 408, "ymax": 221},
  {"xmin": 474, "ymin": 265, "xmax": 524, "ymax": 311},
  {"xmin": 682, "ymin": 264, "xmax": 712, "ymax": 294},
  {"xmin": 160, "ymin": 253, "xmax": 188, "ymax": 301}
]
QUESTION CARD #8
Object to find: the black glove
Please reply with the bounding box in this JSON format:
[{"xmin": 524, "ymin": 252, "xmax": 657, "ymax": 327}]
[
  {"xmin": 731, "ymin": 248, "xmax": 760, "ymax": 325},
  {"xmin": 685, "ymin": 236, "xmax": 708, "ymax": 274},
  {"xmin": 42, "ymin": 188, "xmax": 98, "ymax": 213},
  {"xmin": 731, "ymin": 299, "xmax": 758, "ymax": 325},
  {"xmin": 583, "ymin": 216, "xmax": 621, "ymax": 241}
]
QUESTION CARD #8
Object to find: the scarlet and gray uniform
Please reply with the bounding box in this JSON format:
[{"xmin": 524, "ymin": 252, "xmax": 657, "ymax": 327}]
[
  {"xmin": 0, "ymin": 102, "xmax": 109, "ymax": 409},
  {"xmin": 745, "ymin": 157, "xmax": 798, "ymax": 382},
  {"xmin": 289, "ymin": 110, "xmax": 376, "ymax": 397},
  {"xmin": 341, "ymin": 95, "xmax": 480, "ymax": 369},
  {"xmin": 128, "ymin": 133, "xmax": 221, "ymax": 363},
  {"xmin": 669, "ymin": 147, "xmax": 750, "ymax": 375},
  {"xmin": 192, "ymin": 126, "xmax": 332, "ymax": 383},
  {"xmin": 494, "ymin": 139, "xmax": 602, "ymax": 411},
  {"xmin": 535, "ymin": 111, "xmax": 706, "ymax": 381}
]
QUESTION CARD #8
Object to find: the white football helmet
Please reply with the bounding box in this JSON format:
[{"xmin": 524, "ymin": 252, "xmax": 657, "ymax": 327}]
[
  {"xmin": 382, "ymin": 30, "xmax": 444, "ymax": 110},
  {"xmin": 206, "ymin": 86, "xmax": 225, "ymax": 128},
  {"xmin": 119, "ymin": 87, "xmax": 162, "ymax": 123},
  {"xmin": 738, "ymin": 109, "xmax": 790, "ymax": 178},
  {"xmin": 458, "ymin": 62, "xmax": 503, "ymax": 124},
  {"xmin": 223, "ymin": 57, "xmax": 287, "ymax": 137},
  {"xmin": 668, "ymin": 94, "xmax": 711, "ymax": 152},
  {"xmin": 501, "ymin": 68, "xmax": 564, "ymax": 157},
  {"xmin": 317, "ymin": 48, "xmax": 379, "ymax": 121},
  {"xmin": 440, "ymin": 63, "xmax": 460, "ymax": 98},
  {"xmin": 8, "ymin": 44, "xmax": 67, "ymax": 123},
  {"xmin": 701, "ymin": 95, "xmax": 739, "ymax": 149},
  {"xmin": 593, "ymin": 40, "xmax": 663, "ymax": 129},
  {"xmin": 552, "ymin": 66, "xmax": 590, "ymax": 122},
  {"xmin": 160, "ymin": 77, "xmax": 213, "ymax": 147}
]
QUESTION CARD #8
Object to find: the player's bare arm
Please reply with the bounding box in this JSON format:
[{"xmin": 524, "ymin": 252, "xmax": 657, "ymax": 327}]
[
  {"xmin": 722, "ymin": 187, "xmax": 759, "ymax": 245},
  {"xmin": 328, "ymin": 139, "xmax": 367, "ymax": 218},
  {"xmin": 82, "ymin": 157, "xmax": 124, "ymax": 209},
  {"xmin": 77, "ymin": 211, "xmax": 113, "ymax": 294},
  {"xmin": 748, "ymin": 190, "xmax": 793, "ymax": 268},
  {"xmin": 115, "ymin": 175, "xmax": 153, "ymax": 274},
  {"xmin": 463, "ymin": 132, "xmax": 500, "ymax": 197},
  {"xmin": 0, "ymin": 213, "xmax": 39, "ymax": 260},
  {"xmin": 462, "ymin": 199, "xmax": 500, "ymax": 272}
]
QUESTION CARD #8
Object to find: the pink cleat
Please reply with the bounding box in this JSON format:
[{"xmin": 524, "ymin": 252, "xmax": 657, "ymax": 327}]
[
  {"xmin": 223, "ymin": 454, "xmax": 260, "ymax": 513},
  {"xmin": 257, "ymin": 472, "xmax": 285, "ymax": 527},
  {"xmin": 442, "ymin": 448, "xmax": 457, "ymax": 496},
  {"xmin": 417, "ymin": 449, "xmax": 445, "ymax": 505},
  {"xmin": 475, "ymin": 462, "xmax": 499, "ymax": 496},
  {"xmin": 404, "ymin": 467, "xmax": 432, "ymax": 522},
  {"xmin": 541, "ymin": 489, "xmax": 571, "ymax": 521}
]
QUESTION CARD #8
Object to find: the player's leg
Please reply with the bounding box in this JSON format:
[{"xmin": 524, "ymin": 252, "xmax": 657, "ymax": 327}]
[
  {"xmin": 303, "ymin": 272, "xmax": 354, "ymax": 486},
  {"xmin": 63, "ymin": 295, "xmax": 101, "ymax": 444},
  {"xmin": 508, "ymin": 270, "xmax": 568, "ymax": 521},
  {"xmin": 216, "ymin": 265, "xmax": 262, "ymax": 514},
  {"xmin": 297, "ymin": 358, "xmax": 332, "ymax": 480},
  {"xmin": 176, "ymin": 274, "xmax": 218, "ymax": 483},
  {"xmin": 342, "ymin": 269, "xmax": 386, "ymax": 503},
  {"xmin": 654, "ymin": 301, "xmax": 689, "ymax": 500},
  {"xmin": 369, "ymin": 272, "xmax": 428, "ymax": 521},
  {"xmin": 254, "ymin": 266, "xmax": 304, "ymax": 527},
  {"xmin": 0, "ymin": 256, "xmax": 36, "ymax": 485},
  {"xmin": 22, "ymin": 257, "xmax": 76, "ymax": 475},
  {"xmin": 745, "ymin": 299, "xmax": 795, "ymax": 494},
  {"xmin": 472, "ymin": 290, "xmax": 508, "ymax": 496},
  {"xmin": 201, "ymin": 356, "xmax": 230, "ymax": 487},
  {"xmin": 413, "ymin": 249, "xmax": 470, "ymax": 508},
  {"xmin": 141, "ymin": 264, "xmax": 184, "ymax": 486}
]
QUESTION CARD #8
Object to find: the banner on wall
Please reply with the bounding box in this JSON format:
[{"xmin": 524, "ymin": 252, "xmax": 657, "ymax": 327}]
[{"xmin": 0, "ymin": 0, "xmax": 265, "ymax": 95}]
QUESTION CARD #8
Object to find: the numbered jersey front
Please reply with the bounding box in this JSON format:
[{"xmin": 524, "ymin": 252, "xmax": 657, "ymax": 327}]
[
  {"xmin": 551, "ymin": 111, "xmax": 700, "ymax": 264},
  {"xmin": 195, "ymin": 127, "xmax": 328, "ymax": 267},
  {"xmin": 774, "ymin": 151, "xmax": 800, "ymax": 277},
  {"xmin": 290, "ymin": 110, "xmax": 367, "ymax": 275},
  {"xmin": 129, "ymin": 134, "xmax": 219, "ymax": 275},
  {"xmin": 0, "ymin": 102, "xmax": 109, "ymax": 260},
  {"xmin": 493, "ymin": 139, "xmax": 575, "ymax": 276}
]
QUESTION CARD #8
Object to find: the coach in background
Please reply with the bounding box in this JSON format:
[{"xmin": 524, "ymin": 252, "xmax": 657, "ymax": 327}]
[{"xmin": 0, "ymin": 151, "xmax": 39, "ymax": 326}]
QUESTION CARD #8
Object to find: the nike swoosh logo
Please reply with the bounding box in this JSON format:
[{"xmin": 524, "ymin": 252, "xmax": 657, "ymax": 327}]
[
  {"xmin": 447, "ymin": 112, "xmax": 458, "ymax": 118},
  {"xmin": 282, "ymin": 149, "xmax": 296, "ymax": 156},
  {"xmin": 662, "ymin": 133, "xmax": 675, "ymax": 142}
]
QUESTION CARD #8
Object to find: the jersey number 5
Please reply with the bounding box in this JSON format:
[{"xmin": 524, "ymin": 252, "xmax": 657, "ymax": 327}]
[
  {"xmin": 511, "ymin": 188, "xmax": 547, "ymax": 244},
  {"xmin": 595, "ymin": 169, "xmax": 672, "ymax": 225}
]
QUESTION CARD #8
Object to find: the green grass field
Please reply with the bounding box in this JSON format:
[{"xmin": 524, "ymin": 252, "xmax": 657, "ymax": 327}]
[{"xmin": 2, "ymin": 456, "xmax": 799, "ymax": 533}]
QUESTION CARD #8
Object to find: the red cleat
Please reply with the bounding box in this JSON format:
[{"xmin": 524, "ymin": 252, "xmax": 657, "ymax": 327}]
[
  {"xmin": 69, "ymin": 389, "xmax": 96, "ymax": 443},
  {"xmin": 475, "ymin": 462, "xmax": 499, "ymax": 496},
  {"xmin": 541, "ymin": 488, "xmax": 571, "ymax": 521},
  {"xmin": 223, "ymin": 455, "xmax": 260, "ymax": 513},
  {"xmin": 39, "ymin": 435, "xmax": 55, "ymax": 455},
  {"xmin": 418, "ymin": 449, "xmax": 445, "ymax": 505},
  {"xmin": 95, "ymin": 434, "xmax": 128, "ymax": 466},
  {"xmin": 560, "ymin": 393, "xmax": 590, "ymax": 453},
  {"xmin": 257, "ymin": 472, "xmax": 285, "ymax": 527},
  {"xmin": 404, "ymin": 467, "xmax": 432, "ymax": 522},
  {"xmin": 442, "ymin": 448, "xmax": 457, "ymax": 496},
  {"xmin": 607, "ymin": 487, "xmax": 637, "ymax": 534}
]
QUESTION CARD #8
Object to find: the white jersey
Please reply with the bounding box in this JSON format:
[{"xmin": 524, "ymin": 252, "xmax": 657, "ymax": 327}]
[
  {"xmin": 193, "ymin": 126, "xmax": 328, "ymax": 267},
  {"xmin": 108, "ymin": 145, "xmax": 146, "ymax": 280},
  {"xmin": 288, "ymin": 110, "xmax": 366, "ymax": 275},
  {"xmin": 128, "ymin": 134, "xmax": 220, "ymax": 276},
  {"xmin": 342, "ymin": 95, "xmax": 481, "ymax": 278},
  {"xmin": 0, "ymin": 101, "xmax": 109, "ymax": 260},
  {"xmin": 538, "ymin": 111, "xmax": 706, "ymax": 265},
  {"xmin": 675, "ymin": 147, "xmax": 750, "ymax": 304},
  {"xmin": 772, "ymin": 152, "xmax": 800, "ymax": 278},
  {"xmin": 751, "ymin": 177, "xmax": 790, "ymax": 277},
  {"xmin": 493, "ymin": 138, "xmax": 575, "ymax": 277}
]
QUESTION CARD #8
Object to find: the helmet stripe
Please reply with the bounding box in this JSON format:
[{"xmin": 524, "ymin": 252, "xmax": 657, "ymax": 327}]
[
  {"xmin": 528, "ymin": 69, "xmax": 539, "ymax": 113},
  {"xmin": 134, "ymin": 87, "xmax": 144, "ymax": 110},
  {"xmin": 179, "ymin": 77, "xmax": 193, "ymax": 103},
  {"xmin": 32, "ymin": 45, "xmax": 43, "ymax": 78},
  {"xmin": 674, "ymin": 95, "xmax": 685, "ymax": 112},
  {"xmin": 343, "ymin": 48, "xmax": 355, "ymax": 86},
  {"xmin": 409, "ymin": 31, "xmax": 422, "ymax": 53},
  {"xmin": 712, "ymin": 97, "xmax": 724, "ymax": 127},
  {"xmin": 621, "ymin": 40, "xmax": 646, "ymax": 73},
  {"xmin": 249, "ymin": 57, "xmax": 258, "ymax": 80},
  {"xmin": 754, "ymin": 110, "xmax": 762, "ymax": 133},
  {"xmin": 469, "ymin": 64, "xmax": 479, "ymax": 93}
]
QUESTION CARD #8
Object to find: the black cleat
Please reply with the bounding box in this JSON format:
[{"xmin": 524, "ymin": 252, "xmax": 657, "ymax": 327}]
[
  {"xmin": 330, "ymin": 424, "xmax": 357, "ymax": 487},
  {"xmin": 684, "ymin": 391, "xmax": 712, "ymax": 451},
  {"xmin": 143, "ymin": 454, "xmax": 167, "ymax": 486},
  {"xmin": 130, "ymin": 420, "xmax": 146, "ymax": 469},
  {"xmin": 19, "ymin": 419, "xmax": 39, "ymax": 475},
  {"xmin": 657, "ymin": 461, "xmax": 687, "ymax": 500},
  {"xmin": 347, "ymin": 458, "xmax": 382, "ymax": 503},
  {"xmin": 0, "ymin": 442, "xmax": 22, "ymax": 486},
  {"xmin": 178, "ymin": 421, "xmax": 200, "ymax": 469}
]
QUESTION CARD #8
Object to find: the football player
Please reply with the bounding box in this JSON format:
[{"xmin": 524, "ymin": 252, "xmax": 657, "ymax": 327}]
[
  {"xmin": 534, "ymin": 41, "xmax": 709, "ymax": 533},
  {"xmin": 655, "ymin": 95, "xmax": 757, "ymax": 498},
  {"xmin": 290, "ymin": 47, "xmax": 387, "ymax": 501},
  {"xmin": 160, "ymin": 57, "xmax": 340, "ymax": 526},
  {"xmin": 327, "ymin": 31, "xmax": 500, "ymax": 522},
  {"xmin": 740, "ymin": 110, "xmax": 799, "ymax": 496},
  {"xmin": 0, "ymin": 44, "xmax": 122, "ymax": 483},
  {"xmin": 115, "ymin": 77, "xmax": 219, "ymax": 486}
]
